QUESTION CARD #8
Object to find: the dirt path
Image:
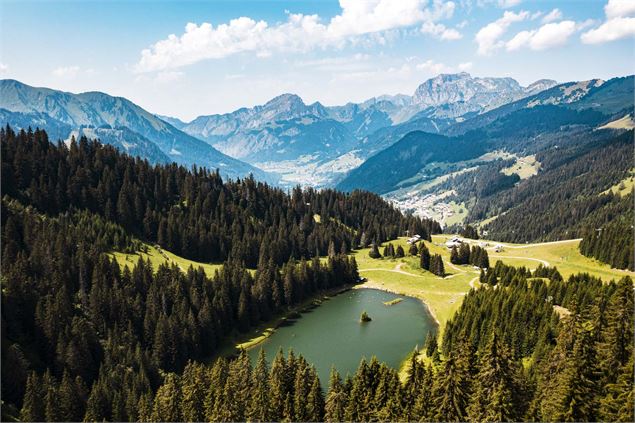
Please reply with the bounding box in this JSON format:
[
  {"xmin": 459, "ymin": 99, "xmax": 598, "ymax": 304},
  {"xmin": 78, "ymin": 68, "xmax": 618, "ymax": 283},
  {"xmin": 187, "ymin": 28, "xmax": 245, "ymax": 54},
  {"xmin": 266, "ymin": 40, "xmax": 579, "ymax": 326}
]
[
  {"xmin": 489, "ymin": 255, "xmax": 550, "ymax": 266},
  {"xmin": 446, "ymin": 260, "xmax": 467, "ymax": 274},
  {"xmin": 359, "ymin": 263, "xmax": 420, "ymax": 278},
  {"xmin": 492, "ymin": 239, "xmax": 581, "ymax": 250},
  {"xmin": 468, "ymin": 275, "xmax": 479, "ymax": 289}
]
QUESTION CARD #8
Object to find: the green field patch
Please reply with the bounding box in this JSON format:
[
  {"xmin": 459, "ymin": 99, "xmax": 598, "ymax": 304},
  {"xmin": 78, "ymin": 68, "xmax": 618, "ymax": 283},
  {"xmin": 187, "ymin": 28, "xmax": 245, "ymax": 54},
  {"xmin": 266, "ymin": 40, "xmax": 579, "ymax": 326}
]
[
  {"xmin": 432, "ymin": 234, "xmax": 635, "ymax": 281},
  {"xmin": 601, "ymin": 169, "xmax": 635, "ymax": 197},
  {"xmin": 109, "ymin": 243, "xmax": 225, "ymax": 278},
  {"xmin": 501, "ymin": 154, "xmax": 540, "ymax": 179}
]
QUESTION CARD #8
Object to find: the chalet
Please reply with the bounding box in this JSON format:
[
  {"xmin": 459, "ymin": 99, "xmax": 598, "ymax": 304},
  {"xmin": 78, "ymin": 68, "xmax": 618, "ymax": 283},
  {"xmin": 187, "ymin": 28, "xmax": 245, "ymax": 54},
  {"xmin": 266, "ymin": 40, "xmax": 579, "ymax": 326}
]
[
  {"xmin": 445, "ymin": 237, "xmax": 463, "ymax": 249},
  {"xmin": 407, "ymin": 234, "xmax": 422, "ymax": 244}
]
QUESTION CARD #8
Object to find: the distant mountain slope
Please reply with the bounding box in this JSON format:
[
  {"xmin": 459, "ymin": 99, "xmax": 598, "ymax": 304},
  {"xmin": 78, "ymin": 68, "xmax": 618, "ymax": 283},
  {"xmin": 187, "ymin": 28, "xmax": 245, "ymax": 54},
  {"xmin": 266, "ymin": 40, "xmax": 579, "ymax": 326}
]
[
  {"xmin": 69, "ymin": 126, "xmax": 172, "ymax": 164},
  {"xmin": 444, "ymin": 76, "xmax": 633, "ymax": 137},
  {"xmin": 336, "ymin": 131, "xmax": 487, "ymax": 194},
  {"xmin": 473, "ymin": 130, "xmax": 633, "ymax": 243},
  {"xmin": 157, "ymin": 114, "xmax": 187, "ymax": 130},
  {"xmin": 0, "ymin": 79, "xmax": 272, "ymax": 182},
  {"xmin": 177, "ymin": 73, "xmax": 556, "ymax": 188},
  {"xmin": 337, "ymin": 75, "xmax": 633, "ymax": 204}
]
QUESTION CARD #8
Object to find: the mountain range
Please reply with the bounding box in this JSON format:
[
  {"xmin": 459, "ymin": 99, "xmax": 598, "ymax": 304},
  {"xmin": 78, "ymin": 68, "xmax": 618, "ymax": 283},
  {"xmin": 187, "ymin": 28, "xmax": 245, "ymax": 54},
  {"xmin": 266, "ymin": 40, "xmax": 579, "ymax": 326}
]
[
  {"xmin": 169, "ymin": 73, "xmax": 558, "ymax": 187},
  {"xmin": 2, "ymin": 73, "xmax": 631, "ymax": 206},
  {"xmin": 0, "ymin": 79, "xmax": 272, "ymax": 182}
]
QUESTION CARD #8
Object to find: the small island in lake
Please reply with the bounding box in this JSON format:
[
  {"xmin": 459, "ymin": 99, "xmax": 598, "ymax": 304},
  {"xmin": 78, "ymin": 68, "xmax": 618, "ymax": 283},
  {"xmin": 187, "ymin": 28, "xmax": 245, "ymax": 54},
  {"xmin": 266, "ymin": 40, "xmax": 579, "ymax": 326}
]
[{"xmin": 360, "ymin": 310, "xmax": 372, "ymax": 323}]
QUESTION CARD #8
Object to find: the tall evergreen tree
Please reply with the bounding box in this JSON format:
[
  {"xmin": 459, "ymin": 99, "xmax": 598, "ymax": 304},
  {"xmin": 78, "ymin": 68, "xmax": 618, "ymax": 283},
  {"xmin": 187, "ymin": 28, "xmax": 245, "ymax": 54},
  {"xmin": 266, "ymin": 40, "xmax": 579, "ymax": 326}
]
[
  {"xmin": 467, "ymin": 333, "xmax": 520, "ymax": 422},
  {"xmin": 248, "ymin": 349, "xmax": 272, "ymax": 422}
]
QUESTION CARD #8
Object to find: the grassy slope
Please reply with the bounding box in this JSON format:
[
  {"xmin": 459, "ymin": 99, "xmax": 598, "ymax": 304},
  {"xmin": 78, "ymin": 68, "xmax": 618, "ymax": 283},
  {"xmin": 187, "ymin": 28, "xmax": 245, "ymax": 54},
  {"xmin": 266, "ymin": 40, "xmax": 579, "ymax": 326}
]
[
  {"xmin": 109, "ymin": 243, "xmax": 225, "ymax": 278},
  {"xmin": 602, "ymin": 169, "xmax": 635, "ymax": 197},
  {"xmin": 501, "ymin": 154, "xmax": 540, "ymax": 179},
  {"xmin": 108, "ymin": 234, "xmax": 634, "ymax": 366},
  {"xmin": 353, "ymin": 237, "xmax": 480, "ymax": 335},
  {"xmin": 355, "ymin": 235, "xmax": 635, "ymax": 336}
]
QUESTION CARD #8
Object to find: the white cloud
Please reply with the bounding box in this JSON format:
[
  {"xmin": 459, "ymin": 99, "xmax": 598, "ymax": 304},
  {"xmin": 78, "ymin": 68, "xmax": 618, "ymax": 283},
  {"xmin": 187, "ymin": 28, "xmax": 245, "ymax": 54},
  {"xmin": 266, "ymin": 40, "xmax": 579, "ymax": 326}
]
[
  {"xmin": 506, "ymin": 20, "xmax": 577, "ymax": 51},
  {"xmin": 135, "ymin": 0, "xmax": 459, "ymax": 72},
  {"xmin": 420, "ymin": 22, "xmax": 463, "ymax": 40},
  {"xmin": 416, "ymin": 59, "xmax": 453, "ymax": 74},
  {"xmin": 0, "ymin": 63, "xmax": 8, "ymax": 75},
  {"xmin": 581, "ymin": 0, "xmax": 635, "ymax": 44},
  {"xmin": 605, "ymin": 0, "xmax": 635, "ymax": 19},
  {"xmin": 541, "ymin": 8, "xmax": 562, "ymax": 24},
  {"xmin": 581, "ymin": 16, "xmax": 635, "ymax": 44},
  {"xmin": 415, "ymin": 59, "xmax": 473, "ymax": 74},
  {"xmin": 475, "ymin": 10, "xmax": 529, "ymax": 55},
  {"xmin": 498, "ymin": 0, "xmax": 521, "ymax": 8},
  {"xmin": 52, "ymin": 65, "xmax": 80, "ymax": 78},
  {"xmin": 457, "ymin": 61, "xmax": 473, "ymax": 71}
]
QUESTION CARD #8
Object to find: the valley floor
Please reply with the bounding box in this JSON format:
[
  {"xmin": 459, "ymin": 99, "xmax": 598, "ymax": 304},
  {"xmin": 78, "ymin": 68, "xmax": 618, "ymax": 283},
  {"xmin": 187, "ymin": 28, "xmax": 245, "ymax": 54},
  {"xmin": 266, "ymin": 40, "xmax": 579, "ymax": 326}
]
[
  {"xmin": 354, "ymin": 235, "xmax": 635, "ymax": 337},
  {"xmin": 108, "ymin": 234, "xmax": 635, "ymax": 357}
]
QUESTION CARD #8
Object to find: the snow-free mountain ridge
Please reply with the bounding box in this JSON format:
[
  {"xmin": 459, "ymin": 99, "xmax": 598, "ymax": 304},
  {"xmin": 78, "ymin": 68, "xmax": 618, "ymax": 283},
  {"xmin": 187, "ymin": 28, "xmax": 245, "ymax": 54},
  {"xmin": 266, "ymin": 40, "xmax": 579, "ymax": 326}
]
[{"xmin": 0, "ymin": 79, "xmax": 272, "ymax": 182}]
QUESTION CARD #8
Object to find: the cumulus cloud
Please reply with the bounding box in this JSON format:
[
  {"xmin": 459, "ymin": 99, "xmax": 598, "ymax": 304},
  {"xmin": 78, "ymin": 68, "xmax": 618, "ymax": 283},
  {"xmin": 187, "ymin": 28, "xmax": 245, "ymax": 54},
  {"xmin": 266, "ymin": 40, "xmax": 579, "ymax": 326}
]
[
  {"xmin": 605, "ymin": 0, "xmax": 635, "ymax": 19},
  {"xmin": 506, "ymin": 20, "xmax": 577, "ymax": 51},
  {"xmin": 416, "ymin": 59, "xmax": 473, "ymax": 74},
  {"xmin": 541, "ymin": 9, "xmax": 562, "ymax": 24},
  {"xmin": 475, "ymin": 10, "xmax": 529, "ymax": 55},
  {"xmin": 416, "ymin": 59, "xmax": 453, "ymax": 74},
  {"xmin": 135, "ymin": 0, "xmax": 459, "ymax": 72},
  {"xmin": 52, "ymin": 65, "xmax": 80, "ymax": 78},
  {"xmin": 420, "ymin": 21, "xmax": 463, "ymax": 40},
  {"xmin": 0, "ymin": 63, "xmax": 8, "ymax": 75},
  {"xmin": 581, "ymin": 0, "xmax": 635, "ymax": 44},
  {"xmin": 457, "ymin": 61, "xmax": 473, "ymax": 71}
]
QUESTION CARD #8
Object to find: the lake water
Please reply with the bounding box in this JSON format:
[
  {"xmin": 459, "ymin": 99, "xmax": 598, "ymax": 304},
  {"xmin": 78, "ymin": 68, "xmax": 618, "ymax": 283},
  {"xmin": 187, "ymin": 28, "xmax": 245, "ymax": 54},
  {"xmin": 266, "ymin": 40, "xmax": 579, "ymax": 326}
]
[{"xmin": 247, "ymin": 288, "xmax": 437, "ymax": 383}]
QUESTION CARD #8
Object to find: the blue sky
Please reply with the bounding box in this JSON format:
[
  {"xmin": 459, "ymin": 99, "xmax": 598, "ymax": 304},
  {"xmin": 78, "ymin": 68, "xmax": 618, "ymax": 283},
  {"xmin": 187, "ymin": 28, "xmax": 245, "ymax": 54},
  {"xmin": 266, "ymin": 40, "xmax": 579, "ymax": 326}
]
[{"xmin": 1, "ymin": 0, "xmax": 633, "ymax": 120}]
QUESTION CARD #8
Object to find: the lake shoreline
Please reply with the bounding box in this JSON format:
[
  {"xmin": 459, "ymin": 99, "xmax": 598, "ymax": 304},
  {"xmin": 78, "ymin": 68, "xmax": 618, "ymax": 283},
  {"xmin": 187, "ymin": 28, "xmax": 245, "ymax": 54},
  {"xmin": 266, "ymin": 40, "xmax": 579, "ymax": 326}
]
[
  {"xmin": 353, "ymin": 281, "xmax": 441, "ymax": 328},
  {"xmin": 226, "ymin": 283, "xmax": 358, "ymax": 355}
]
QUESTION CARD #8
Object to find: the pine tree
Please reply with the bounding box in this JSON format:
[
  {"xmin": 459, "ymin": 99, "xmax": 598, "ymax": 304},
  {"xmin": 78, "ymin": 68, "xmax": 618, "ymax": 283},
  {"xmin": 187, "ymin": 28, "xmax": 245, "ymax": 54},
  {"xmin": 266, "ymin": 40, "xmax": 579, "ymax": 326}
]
[
  {"xmin": 137, "ymin": 392, "xmax": 154, "ymax": 422},
  {"xmin": 20, "ymin": 372, "xmax": 45, "ymax": 422},
  {"xmin": 42, "ymin": 370, "xmax": 60, "ymax": 422},
  {"xmin": 467, "ymin": 333, "xmax": 520, "ymax": 422},
  {"xmin": 450, "ymin": 246, "xmax": 460, "ymax": 264},
  {"xmin": 425, "ymin": 331, "xmax": 438, "ymax": 357},
  {"xmin": 180, "ymin": 361, "xmax": 207, "ymax": 422},
  {"xmin": 204, "ymin": 358, "xmax": 228, "ymax": 421},
  {"xmin": 248, "ymin": 349, "xmax": 272, "ymax": 422},
  {"xmin": 325, "ymin": 368, "xmax": 346, "ymax": 422},
  {"xmin": 151, "ymin": 373, "xmax": 182, "ymax": 422},
  {"xmin": 561, "ymin": 326, "xmax": 599, "ymax": 422},
  {"xmin": 306, "ymin": 370, "xmax": 324, "ymax": 422},
  {"xmin": 599, "ymin": 353, "xmax": 634, "ymax": 422},
  {"xmin": 388, "ymin": 243, "xmax": 396, "ymax": 258},
  {"xmin": 395, "ymin": 245, "xmax": 405, "ymax": 258},
  {"xmin": 430, "ymin": 254, "xmax": 445, "ymax": 276},
  {"xmin": 420, "ymin": 245, "xmax": 431, "ymax": 270},
  {"xmin": 369, "ymin": 243, "xmax": 382, "ymax": 259},
  {"xmin": 432, "ymin": 354, "xmax": 470, "ymax": 421},
  {"xmin": 269, "ymin": 350, "xmax": 287, "ymax": 420},
  {"xmin": 58, "ymin": 370, "xmax": 82, "ymax": 422}
]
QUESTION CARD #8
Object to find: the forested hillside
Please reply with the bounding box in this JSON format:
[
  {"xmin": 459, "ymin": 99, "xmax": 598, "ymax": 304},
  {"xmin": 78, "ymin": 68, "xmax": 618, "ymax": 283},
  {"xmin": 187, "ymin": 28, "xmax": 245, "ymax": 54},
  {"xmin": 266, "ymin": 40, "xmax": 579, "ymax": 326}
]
[
  {"xmin": 1, "ymin": 126, "xmax": 438, "ymax": 267},
  {"xmin": 465, "ymin": 130, "xmax": 633, "ymax": 251},
  {"xmin": 1, "ymin": 126, "xmax": 632, "ymax": 422},
  {"xmin": 0, "ymin": 126, "xmax": 440, "ymax": 420}
]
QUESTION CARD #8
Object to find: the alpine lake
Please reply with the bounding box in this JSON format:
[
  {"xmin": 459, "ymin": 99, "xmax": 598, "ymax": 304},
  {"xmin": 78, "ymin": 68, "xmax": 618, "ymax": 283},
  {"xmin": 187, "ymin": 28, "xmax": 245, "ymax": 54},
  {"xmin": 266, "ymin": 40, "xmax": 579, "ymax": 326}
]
[{"xmin": 247, "ymin": 288, "xmax": 437, "ymax": 383}]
